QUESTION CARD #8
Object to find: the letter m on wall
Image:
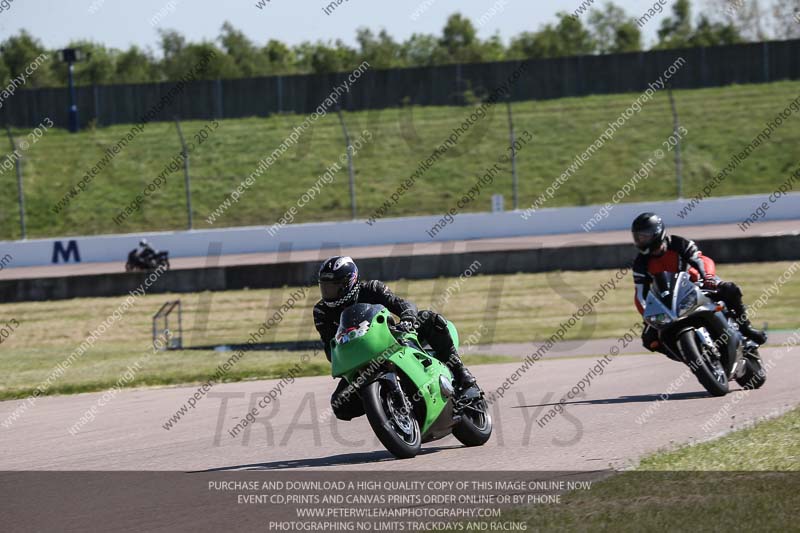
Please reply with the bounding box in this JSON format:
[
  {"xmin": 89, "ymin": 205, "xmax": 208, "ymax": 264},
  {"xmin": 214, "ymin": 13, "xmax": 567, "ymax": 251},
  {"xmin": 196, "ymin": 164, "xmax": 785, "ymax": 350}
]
[{"xmin": 52, "ymin": 240, "xmax": 81, "ymax": 264}]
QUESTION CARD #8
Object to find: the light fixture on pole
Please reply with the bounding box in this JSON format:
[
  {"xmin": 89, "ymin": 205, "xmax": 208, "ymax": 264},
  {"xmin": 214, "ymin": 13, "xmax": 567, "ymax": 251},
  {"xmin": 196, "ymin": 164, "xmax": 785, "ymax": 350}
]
[{"xmin": 59, "ymin": 48, "xmax": 88, "ymax": 133}]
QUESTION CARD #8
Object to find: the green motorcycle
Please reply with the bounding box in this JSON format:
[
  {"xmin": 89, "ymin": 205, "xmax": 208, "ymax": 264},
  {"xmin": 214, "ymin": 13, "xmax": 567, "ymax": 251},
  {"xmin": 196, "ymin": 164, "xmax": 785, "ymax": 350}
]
[{"xmin": 331, "ymin": 303, "xmax": 492, "ymax": 459}]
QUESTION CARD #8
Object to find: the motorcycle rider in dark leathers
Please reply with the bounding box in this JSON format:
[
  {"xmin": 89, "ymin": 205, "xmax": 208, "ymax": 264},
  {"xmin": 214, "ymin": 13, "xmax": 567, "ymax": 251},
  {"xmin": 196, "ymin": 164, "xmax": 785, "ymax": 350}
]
[
  {"xmin": 313, "ymin": 256, "xmax": 476, "ymax": 421},
  {"xmin": 128, "ymin": 239, "xmax": 157, "ymax": 268},
  {"xmin": 631, "ymin": 213, "xmax": 767, "ymax": 355}
]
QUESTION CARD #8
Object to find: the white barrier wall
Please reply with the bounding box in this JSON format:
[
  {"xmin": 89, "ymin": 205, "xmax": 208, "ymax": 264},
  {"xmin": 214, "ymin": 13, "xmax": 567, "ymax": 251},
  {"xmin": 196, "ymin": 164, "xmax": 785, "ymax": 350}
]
[{"xmin": 1, "ymin": 193, "xmax": 799, "ymax": 268}]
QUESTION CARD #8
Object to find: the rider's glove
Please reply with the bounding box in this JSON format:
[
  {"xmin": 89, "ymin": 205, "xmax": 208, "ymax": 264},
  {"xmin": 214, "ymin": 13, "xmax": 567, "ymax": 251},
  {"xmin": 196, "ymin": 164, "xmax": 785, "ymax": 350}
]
[{"xmin": 702, "ymin": 274, "xmax": 719, "ymax": 290}]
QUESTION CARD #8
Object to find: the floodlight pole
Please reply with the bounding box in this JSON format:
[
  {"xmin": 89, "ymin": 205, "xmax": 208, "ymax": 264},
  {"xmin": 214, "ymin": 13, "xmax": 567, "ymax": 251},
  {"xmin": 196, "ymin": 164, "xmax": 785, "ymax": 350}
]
[{"xmin": 61, "ymin": 48, "xmax": 86, "ymax": 133}]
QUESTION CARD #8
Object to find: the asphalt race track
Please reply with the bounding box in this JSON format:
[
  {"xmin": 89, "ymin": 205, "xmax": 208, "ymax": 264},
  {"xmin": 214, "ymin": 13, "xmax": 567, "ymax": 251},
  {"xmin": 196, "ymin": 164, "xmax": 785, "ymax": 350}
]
[{"xmin": 2, "ymin": 340, "xmax": 797, "ymax": 471}]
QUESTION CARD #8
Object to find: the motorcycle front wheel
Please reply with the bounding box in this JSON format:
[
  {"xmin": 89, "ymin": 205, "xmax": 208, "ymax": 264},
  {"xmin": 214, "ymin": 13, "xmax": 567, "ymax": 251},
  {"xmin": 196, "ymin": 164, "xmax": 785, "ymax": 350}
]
[
  {"xmin": 679, "ymin": 329, "xmax": 729, "ymax": 397},
  {"xmin": 362, "ymin": 379, "xmax": 421, "ymax": 459}
]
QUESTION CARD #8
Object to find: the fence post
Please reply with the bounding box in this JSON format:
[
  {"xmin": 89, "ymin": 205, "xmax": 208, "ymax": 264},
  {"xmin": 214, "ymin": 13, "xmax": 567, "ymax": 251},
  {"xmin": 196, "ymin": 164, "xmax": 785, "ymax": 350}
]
[
  {"xmin": 5, "ymin": 125, "xmax": 26, "ymax": 239},
  {"xmin": 93, "ymin": 85, "xmax": 101, "ymax": 127},
  {"xmin": 505, "ymin": 98, "xmax": 519, "ymax": 210},
  {"xmin": 456, "ymin": 64, "xmax": 464, "ymax": 105},
  {"xmin": 667, "ymin": 86, "xmax": 683, "ymax": 199},
  {"xmin": 336, "ymin": 107, "xmax": 357, "ymax": 220},
  {"xmin": 174, "ymin": 118, "xmax": 193, "ymax": 229},
  {"xmin": 215, "ymin": 79, "xmax": 224, "ymax": 119},
  {"xmin": 277, "ymin": 75, "xmax": 283, "ymax": 114}
]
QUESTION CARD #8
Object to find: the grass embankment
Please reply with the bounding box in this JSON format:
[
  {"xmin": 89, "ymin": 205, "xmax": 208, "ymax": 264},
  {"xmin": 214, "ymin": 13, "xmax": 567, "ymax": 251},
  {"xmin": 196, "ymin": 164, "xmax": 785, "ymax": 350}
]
[
  {"xmin": 501, "ymin": 407, "xmax": 800, "ymax": 531},
  {"xmin": 2, "ymin": 81, "xmax": 799, "ymax": 239},
  {"xmin": 0, "ymin": 261, "xmax": 797, "ymax": 400}
]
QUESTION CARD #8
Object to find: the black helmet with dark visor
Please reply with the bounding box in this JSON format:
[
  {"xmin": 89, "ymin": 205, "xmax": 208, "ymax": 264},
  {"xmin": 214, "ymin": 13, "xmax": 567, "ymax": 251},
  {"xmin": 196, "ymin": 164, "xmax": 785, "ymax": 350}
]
[
  {"xmin": 631, "ymin": 212, "xmax": 666, "ymax": 255},
  {"xmin": 318, "ymin": 256, "xmax": 360, "ymax": 307}
]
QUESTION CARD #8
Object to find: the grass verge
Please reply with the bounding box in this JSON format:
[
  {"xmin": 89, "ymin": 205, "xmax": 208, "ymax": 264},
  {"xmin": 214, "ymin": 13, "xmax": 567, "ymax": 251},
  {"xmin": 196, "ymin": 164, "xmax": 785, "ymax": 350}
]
[
  {"xmin": 499, "ymin": 407, "xmax": 800, "ymax": 531},
  {"xmin": 0, "ymin": 349, "xmax": 514, "ymax": 401}
]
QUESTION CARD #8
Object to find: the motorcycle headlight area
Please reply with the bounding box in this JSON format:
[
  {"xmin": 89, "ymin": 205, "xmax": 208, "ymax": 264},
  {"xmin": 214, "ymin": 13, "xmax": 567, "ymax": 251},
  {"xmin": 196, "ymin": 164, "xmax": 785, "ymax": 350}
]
[
  {"xmin": 335, "ymin": 320, "xmax": 371, "ymax": 345},
  {"xmin": 646, "ymin": 313, "xmax": 672, "ymax": 326},
  {"xmin": 677, "ymin": 291, "xmax": 698, "ymax": 316}
]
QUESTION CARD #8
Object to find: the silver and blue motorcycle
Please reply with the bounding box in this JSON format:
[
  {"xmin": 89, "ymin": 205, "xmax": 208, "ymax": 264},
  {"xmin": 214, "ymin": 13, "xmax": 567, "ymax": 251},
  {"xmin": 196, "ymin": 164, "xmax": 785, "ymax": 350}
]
[{"xmin": 642, "ymin": 271, "xmax": 767, "ymax": 396}]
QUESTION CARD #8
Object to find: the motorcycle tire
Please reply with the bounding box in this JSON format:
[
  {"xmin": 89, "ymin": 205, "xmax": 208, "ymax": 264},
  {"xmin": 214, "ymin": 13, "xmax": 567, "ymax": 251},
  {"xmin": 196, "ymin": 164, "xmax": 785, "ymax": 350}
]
[
  {"xmin": 453, "ymin": 396, "xmax": 492, "ymax": 447},
  {"xmin": 737, "ymin": 355, "xmax": 767, "ymax": 390},
  {"xmin": 362, "ymin": 380, "xmax": 421, "ymax": 459},
  {"xmin": 679, "ymin": 330, "xmax": 729, "ymax": 397}
]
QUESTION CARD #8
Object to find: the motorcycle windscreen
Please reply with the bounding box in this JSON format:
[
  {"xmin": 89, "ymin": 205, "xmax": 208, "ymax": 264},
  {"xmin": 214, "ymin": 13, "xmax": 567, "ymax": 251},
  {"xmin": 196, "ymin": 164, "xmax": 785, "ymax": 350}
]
[
  {"xmin": 331, "ymin": 304, "xmax": 400, "ymax": 378},
  {"xmin": 652, "ymin": 272, "xmax": 678, "ymax": 306},
  {"xmin": 335, "ymin": 304, "xmax": 383, "ymax": 343}
]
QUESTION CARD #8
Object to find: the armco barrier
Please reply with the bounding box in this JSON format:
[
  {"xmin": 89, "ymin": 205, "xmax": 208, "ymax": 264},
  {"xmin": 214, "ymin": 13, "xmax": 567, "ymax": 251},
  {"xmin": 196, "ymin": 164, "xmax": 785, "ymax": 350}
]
[
  {"xmin": 2, "ymin": 193, "xmax": 799, "ymax": 268},
  {"xmin": 0, "ymin": 234, "xmax": 798, "ymax": 303}
]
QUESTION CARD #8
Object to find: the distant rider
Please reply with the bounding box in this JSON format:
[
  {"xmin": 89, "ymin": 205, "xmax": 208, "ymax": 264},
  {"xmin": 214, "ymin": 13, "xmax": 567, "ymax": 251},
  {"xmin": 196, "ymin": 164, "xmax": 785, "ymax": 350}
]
[
  {"xmin": 313, "ymin": 256, "xmax": 476, "ymax": 421},
  {"xmin": 631, "ymin": 213, "xmax": 767, "ymax": 354},
  {"xmin": 130, "ymin": 239, "xmax": 157, "ymax": 268}
]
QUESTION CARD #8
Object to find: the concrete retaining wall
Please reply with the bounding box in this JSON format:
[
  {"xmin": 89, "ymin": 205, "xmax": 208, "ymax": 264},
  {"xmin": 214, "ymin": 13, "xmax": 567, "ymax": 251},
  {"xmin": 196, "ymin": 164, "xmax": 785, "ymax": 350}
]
[
  {"xmin": 2, "ymin": 193, "xmax": 799, "ymax": 268},
  {"xmin": 2, "ymin": 234, "xmax": 797, "ymax": 303}
]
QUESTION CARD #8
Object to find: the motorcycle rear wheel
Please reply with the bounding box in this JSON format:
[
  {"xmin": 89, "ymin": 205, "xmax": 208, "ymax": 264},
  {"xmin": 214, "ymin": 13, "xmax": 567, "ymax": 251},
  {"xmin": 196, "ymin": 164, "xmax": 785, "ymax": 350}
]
[
  {"xmin": 737, "ymin": 355, "xmax": 767, "ymax": 390},
  {"xmin": 363, "ymin": 380, "xmax": 421, "ymax": 459},
  {"xmin": 679, "ymin": 330, "xmax": 729, "ymax": 397},
  {"xmin": 453, "ymin": 396, "xmax": 492, "ymax": 447}
]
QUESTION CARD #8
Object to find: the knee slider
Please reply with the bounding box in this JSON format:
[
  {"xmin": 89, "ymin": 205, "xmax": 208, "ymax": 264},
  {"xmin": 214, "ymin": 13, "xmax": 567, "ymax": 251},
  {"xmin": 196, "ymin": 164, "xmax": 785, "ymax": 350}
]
[
  {"xmin": 332, "ymin": 403, "xmax": 355, "ymax": 421},
  {"xmin": 331, "ymin": 392, "xmax": 360, "ymax": 421},
  {"xmin": 720, "ymin": 281, "xmax": 742, "ymax": 298}
]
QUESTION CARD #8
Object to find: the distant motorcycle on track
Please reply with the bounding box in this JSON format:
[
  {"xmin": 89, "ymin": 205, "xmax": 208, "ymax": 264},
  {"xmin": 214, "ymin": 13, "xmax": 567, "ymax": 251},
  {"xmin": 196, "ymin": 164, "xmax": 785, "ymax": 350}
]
[
  {"xmin": 125, "ymin": 249, "xmax": 170, "ymax": 272},
  {"xmin": 643, "ymin": 271, "xmax": 766, "ymax": 396},
  {"xmin": 330, "ymin": 303, "xmax": 492, "ymax": 459}
]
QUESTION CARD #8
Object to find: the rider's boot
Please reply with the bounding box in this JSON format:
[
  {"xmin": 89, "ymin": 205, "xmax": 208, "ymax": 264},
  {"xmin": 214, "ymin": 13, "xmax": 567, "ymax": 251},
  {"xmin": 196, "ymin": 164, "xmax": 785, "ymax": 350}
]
[
  {"xmin": 739, "ymin": 316, "xmax": 767, "ymax": 345},
  {"xmin": 730, "ymin": 305, "xmax": 767, "ymax": 345},
  {"xmin": 721, "ymin": 284, "xmax": 768, "ymax": 346},
  {"xmin": 446, "ymin": 350, "xmax": 476, "ymax": 389}
]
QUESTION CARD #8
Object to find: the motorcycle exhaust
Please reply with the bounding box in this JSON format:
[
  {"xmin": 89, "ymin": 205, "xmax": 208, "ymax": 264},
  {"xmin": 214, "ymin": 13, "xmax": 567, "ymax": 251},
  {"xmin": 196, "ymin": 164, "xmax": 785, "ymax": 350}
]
[{"xmin": 439, "ymin": 375, "xmax": 454, "ymax": 398}]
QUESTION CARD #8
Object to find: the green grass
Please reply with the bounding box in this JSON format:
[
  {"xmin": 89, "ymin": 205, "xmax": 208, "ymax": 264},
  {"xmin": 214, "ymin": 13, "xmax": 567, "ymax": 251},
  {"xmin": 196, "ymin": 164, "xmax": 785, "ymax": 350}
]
[
  {"xmin": 1, "ymin": 261, "xmax": 796, "ymax": 400},
  {"xmin": 0, "ymin": 349, "xmax": 512, "ymax": 401},
  {"xmin": 497, "ymin": 408, "xmax": 800, "ymax": 531},
  {"xmin": 2, "ymin": 80, "xmax": 799, "ymax": 239},
  {"xmin": 638, "ymin": 407, "xmax": 800, "ymax": 471}
]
